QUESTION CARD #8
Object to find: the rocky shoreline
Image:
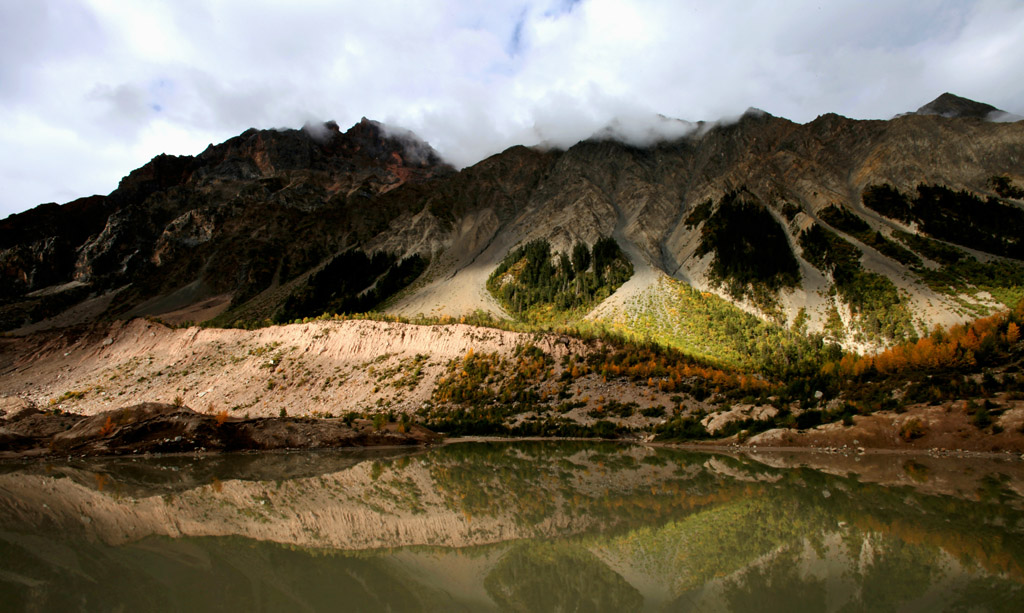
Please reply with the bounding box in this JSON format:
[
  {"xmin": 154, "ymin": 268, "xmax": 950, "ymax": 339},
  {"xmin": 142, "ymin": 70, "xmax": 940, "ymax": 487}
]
[
  {"xmin": 5, "ymin": 399, "xmax": 1024, "ymax": 461},
  {"xmin": 0, "ymin": 402, "xmax": 440, "ymax": 460}
]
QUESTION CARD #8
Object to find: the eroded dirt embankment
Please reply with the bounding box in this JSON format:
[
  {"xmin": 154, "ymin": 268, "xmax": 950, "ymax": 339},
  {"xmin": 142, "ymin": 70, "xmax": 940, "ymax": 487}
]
[
  {"xmin": 0, "ymin": 318, "xmax": 585, "ymax": 419},
  {"xmin": 0, "ymin": 318, "xmax": 710, "ymax": 438},
  {"xmin": 3, "ymin": 318, "xmax": 1024, "ymax": 454}
]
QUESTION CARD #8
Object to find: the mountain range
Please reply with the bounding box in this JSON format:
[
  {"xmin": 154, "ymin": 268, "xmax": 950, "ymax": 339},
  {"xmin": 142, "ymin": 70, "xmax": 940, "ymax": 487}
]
[{"xmin": 3, "ymin": 93, "xmax": 1023, "ymax": 355}]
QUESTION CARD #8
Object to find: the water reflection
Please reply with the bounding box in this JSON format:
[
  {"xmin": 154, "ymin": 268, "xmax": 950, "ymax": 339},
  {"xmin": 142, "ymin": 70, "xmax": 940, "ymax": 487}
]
[{"xmin": 1, "ymin": 442, "xmax": 1022, "ymax": 611}]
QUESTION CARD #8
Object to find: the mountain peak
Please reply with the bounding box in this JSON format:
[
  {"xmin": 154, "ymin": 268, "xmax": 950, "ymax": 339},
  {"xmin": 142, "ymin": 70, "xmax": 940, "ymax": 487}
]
[
  {"xmin": 914, "ymin": 93, "xmax": 1001, "ymax": 119},
  {"xmin": 341, "ymin": 118, "xmax": 447, "ymax": 169}
]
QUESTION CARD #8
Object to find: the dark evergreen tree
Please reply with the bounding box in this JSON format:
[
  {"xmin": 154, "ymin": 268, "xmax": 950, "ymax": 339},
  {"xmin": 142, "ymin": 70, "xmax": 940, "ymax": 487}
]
[
  {"xmin": 272, "ymin": 250, "xmax": 427, "ymax": 322},
  {"xmin": 487, "ymin": 237, "xmax": 633, "ymax": 320},
  {"xmin": 571, "ymin": 241, "xmax": 591, "ymax": 275}
]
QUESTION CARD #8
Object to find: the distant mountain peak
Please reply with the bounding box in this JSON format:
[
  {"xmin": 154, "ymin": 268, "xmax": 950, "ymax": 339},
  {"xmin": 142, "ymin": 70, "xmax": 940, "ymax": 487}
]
[
  {"xmin": 341, "ymin": 118, "xmax": 447, "ymax": 168},
  {"xmin": 914, "ymin": 93, "xmax": 1001, "ymax": 119}
]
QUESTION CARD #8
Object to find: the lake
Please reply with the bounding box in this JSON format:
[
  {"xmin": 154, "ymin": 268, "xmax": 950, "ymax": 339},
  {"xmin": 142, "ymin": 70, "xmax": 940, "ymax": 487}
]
[{"xmin": 1, "ymin": 441, "xmax": 1022, "ymax": 611}]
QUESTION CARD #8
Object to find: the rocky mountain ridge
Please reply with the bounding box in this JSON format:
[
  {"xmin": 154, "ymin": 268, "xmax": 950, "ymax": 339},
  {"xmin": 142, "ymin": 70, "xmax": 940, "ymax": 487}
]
[{"xmin": 2, "ymin": 94, "xmax": 1023, "ymax": 351}]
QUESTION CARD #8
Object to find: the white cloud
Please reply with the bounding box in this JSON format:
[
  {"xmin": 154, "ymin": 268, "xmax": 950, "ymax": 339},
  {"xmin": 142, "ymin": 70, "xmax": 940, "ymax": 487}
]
[{"xmin": 2, "ymin": 0, "xmax": 1023, "ymax": 218}]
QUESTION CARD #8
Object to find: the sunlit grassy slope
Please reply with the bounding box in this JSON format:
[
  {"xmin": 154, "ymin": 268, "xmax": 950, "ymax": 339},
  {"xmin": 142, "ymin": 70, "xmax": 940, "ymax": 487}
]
[{"xmin": 593, "ymin": 276, "xmax": 838, "ymax": 376}]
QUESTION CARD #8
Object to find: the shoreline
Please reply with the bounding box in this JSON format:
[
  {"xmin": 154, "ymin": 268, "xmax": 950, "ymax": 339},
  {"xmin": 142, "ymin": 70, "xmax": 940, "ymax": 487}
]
[
  {"xmin": 5, "ymin": 411, "xmax": 1024, "ymax": 462},
  {"xmin": 0, "ymin": 402, "xmax": 440, "ymax": 461},
  {"xmin": 432, "ymin": 434, "xmax": 1024, "ymax": 461}
]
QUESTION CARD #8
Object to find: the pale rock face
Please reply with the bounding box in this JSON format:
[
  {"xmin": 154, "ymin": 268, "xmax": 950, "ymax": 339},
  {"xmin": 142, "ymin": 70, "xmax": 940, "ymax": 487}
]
[{"xmin": 701, "ymin": 404, "xmax": 779, "ymax": 434}]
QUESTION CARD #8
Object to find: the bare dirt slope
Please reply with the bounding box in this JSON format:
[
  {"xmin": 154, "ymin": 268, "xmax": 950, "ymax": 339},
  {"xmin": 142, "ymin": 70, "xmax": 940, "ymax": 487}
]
[
  {"xmin": 3, "ymin": 317, "xmax": 1023, "ymax": 454},
  {"xmin": 585, "ymin": 233, "xmax": 662, "ymax": 322},
  {"xmin": 0, "ymin": 318, "xmax": 585, "ymax": 419}
]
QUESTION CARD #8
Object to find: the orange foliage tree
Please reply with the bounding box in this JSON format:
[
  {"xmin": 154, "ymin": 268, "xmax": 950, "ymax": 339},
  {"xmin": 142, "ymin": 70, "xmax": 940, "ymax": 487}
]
[{"xmin": 825, "ymin": 298, "xmax": 1023, "ymax": 378}]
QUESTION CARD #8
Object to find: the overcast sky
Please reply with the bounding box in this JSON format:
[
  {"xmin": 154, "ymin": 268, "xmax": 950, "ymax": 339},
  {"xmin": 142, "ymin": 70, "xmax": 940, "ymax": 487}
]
[{"xmin": 2, "ymin": 0, "xmax": 1023, "ymax": 218}]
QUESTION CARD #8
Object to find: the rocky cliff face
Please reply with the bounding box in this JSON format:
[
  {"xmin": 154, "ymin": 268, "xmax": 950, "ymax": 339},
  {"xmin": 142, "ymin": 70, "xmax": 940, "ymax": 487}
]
[
  {"xmin": 2, "ymin": 94, "xmax": 1023, "ymax": 348},
  {"xmin": 0, "ymin": 118, "xmax": 454, "ymax": 329}
]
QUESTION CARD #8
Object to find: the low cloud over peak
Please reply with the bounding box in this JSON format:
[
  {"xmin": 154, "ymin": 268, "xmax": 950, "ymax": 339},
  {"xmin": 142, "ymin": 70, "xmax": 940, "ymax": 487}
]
[{"xmin": 2, "ymin": 0, "xmax": 1024, "ymax": 217}]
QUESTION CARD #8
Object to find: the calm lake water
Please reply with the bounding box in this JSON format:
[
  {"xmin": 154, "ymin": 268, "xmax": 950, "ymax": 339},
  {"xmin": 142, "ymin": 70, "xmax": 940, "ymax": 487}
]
[{"xmin": 1, "ymin": 441, "xmax": 1022, "ymax": 612}]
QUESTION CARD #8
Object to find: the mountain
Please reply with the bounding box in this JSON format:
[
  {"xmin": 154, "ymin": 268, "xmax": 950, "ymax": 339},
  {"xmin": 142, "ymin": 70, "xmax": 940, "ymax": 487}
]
[
  {"xmin": 913, "ymin": 92, "xmax": 1002, "ymax": 119},
  {"xmin": 2, "ymin": 94, "xmax": 1023, "ymax": 356},
  {"xmin": 0, "ymin": 118, "xmax": 453, "ymax": 328}
]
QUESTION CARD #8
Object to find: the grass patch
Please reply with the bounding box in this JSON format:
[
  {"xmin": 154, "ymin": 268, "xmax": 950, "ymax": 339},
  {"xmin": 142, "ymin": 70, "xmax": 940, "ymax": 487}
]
[{"xmin": 597, "ymin": 276, "xmax": 840, "ymax": 377}]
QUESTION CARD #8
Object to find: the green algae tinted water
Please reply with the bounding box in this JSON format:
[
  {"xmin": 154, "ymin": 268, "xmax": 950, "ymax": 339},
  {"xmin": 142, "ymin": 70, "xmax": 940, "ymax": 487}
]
[{"xmin": 1, "ymin": 442, "xmax": 1022, "ymax": 612}]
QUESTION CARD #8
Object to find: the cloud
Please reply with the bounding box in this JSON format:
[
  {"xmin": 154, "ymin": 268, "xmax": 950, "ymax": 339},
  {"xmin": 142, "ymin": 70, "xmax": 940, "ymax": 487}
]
[{"xmin": 2, "ymin": 0, "xmax": 1024, "ymax": 218}]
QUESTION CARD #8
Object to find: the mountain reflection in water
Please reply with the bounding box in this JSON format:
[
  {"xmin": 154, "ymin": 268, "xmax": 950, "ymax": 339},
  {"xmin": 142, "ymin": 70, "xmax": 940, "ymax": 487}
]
[{"xmin": 1, "ymin": 442, "xmax": 1022, "ymax": 611}]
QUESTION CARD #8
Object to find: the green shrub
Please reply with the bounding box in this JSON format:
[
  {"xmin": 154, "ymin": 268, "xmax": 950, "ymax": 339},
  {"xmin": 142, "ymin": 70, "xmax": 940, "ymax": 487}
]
[
  {"xmin": 794, "ymin": 410, "xmax": 823, "ymax": 430},
  {"xmin": 898, "ymin": 418, "xmax": 926, "ymax": 441},
  {"xmin": 652, "ymin": 416, "xmax": 710, "ymax": 440},
  {"xmin": 970, "ymin": 407, "xmax": 993, "ymax": 430},
  {"xmin": 641, "ymin": 406, "xmax": 667, "ymax": 418}
]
